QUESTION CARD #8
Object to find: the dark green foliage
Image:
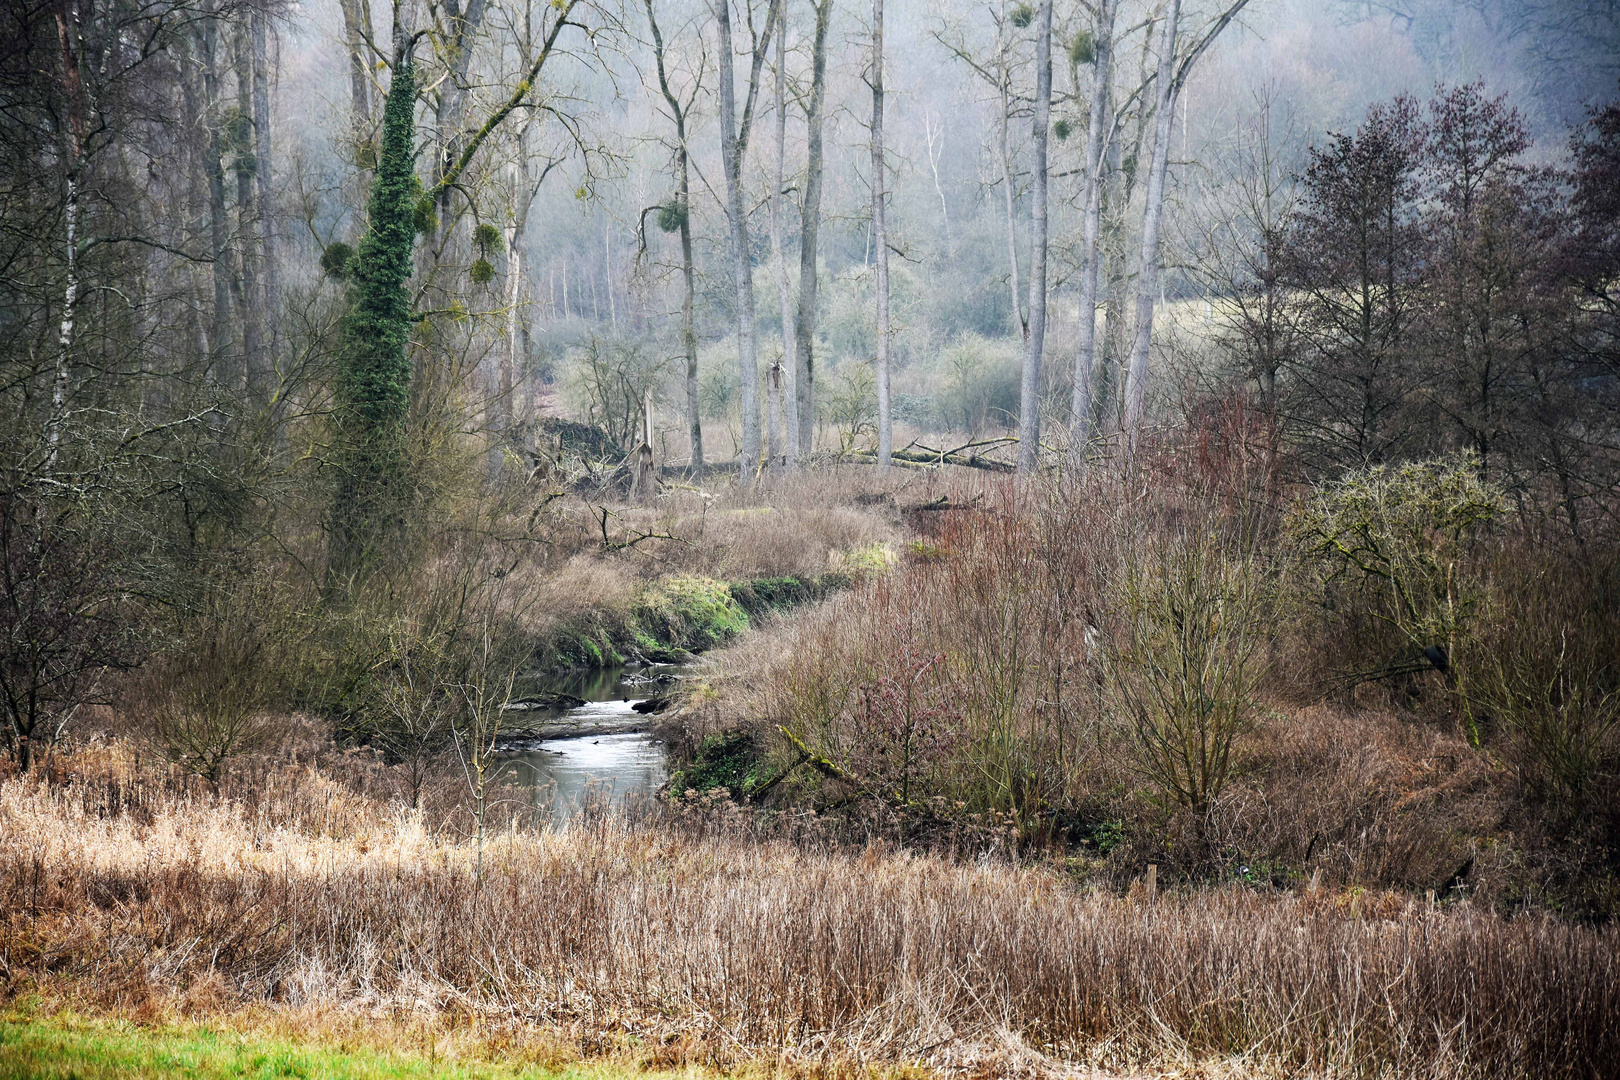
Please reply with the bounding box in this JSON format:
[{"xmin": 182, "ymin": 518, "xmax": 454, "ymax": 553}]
[
  {"xmin": 668, "ymin": 730, "xmax": 761, "ymax": 796},
  {"xmin": 320, "ymin": 242, "xmax": 354, "ymax": 279},
  {"xmin": 329, "ymin": 61, "xmax": 420, "ymax": 585},
  {"xmin": 657, "ymin": 200, "xmax": 687, "ymax": 234},
  {"xmin": 1009, "ymin": 3, "xmax": 1034, "ymax": 28},
  {"xmin": 473, "ymin": 222, "xmax": 502, "ymax": 251},
  {"xmin": 1053, "ymin": 117, "xmax": 1073, "ymax": 142},
  {"xmin": 469, "ymin": 258, "xmax": 495, "ymax": 285},
  {"xmin": 1069, "ymin": 30, "xmax": 1095, "ymax": 65}
]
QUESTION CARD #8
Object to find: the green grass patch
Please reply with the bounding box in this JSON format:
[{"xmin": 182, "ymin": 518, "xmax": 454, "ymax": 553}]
[{"xmin": 0, "ymin": 1011, "xmax": 680, "ymax": 1080}]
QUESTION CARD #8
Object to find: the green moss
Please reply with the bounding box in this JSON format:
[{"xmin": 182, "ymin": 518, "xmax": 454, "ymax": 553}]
[
  {"xmin": 533, "ymin": 569, "xmax": 861, "ymax": 674},
  {"xmin": 633, "ymin": 576, "xmax": 748, "ymax": 653}
]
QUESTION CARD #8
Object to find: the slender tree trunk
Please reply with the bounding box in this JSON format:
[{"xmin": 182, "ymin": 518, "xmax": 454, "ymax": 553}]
[
  {"xmin": 234, "ymin": 23, "xmax": 262, "ymax": 396},
  {"xmin": 47, "ymin": 0, "xmax": 85, "ymax": 481},
  {"xmin": 924, "ymin": 112, "xmax": 952, "ymax": 257},
  {"xmin": 679, "ymin": 200, "xmax": 701, "ymax": 468},
  {"xmin": 496, "ymin": 120, "xmax": 535, "ymax": 479},
  {"xmin": 252, "ymin": 9, "xmax": 278, "ymax": 401},
  {"xmin": 201, "ymin": 8, "xmax": 235, "ymax": 388},
  {"xmin": 793, "ymin": 0, "xmax": 831, "ymax": 458},
  {"xmin": 432, "ymin": 0, "xmax": 489, "ymax": 252},
  {"xmin": 1068, "ymin": 0, "xmax": 1114, "ymax": 464},
  {"xmin": 1015, "ymin": 0, "xmax": 1052, "ymax": 474},
  {"xmin": 997, "ymin": 27, "xmax": 1026, "ymax": 341},
  {"xmin": 645, "ymin": 0, "xmax": 703, "ymax": 469},
  {"xmin": 771, "ymin": 15, "xmax": 798, "ymax": 464},
  {"xmin": 338, "ymin": 0, "xmax": 372, "ymax": 137},
  {"xmin": 716, "ymin": 0, "xmax": 764, "ymax": 475},
  {"xmin": 1121, "ymin": 0, "xmax": 1180, "ymax": 443},
  {"xmin": 870, "ymin": 0, "xmax": 890, "ymax": 467}
]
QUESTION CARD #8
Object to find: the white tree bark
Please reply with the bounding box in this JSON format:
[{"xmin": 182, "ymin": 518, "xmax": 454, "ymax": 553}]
[
  {"xmin": 252, "ymin": 9, "xmax": 277, "ymax": 404},
  {"xmin": 771, "ymin": 15, "xmax": 798, "ymax": 464},
  {"xmin": 1014, "ymin": 0, "xmax": 1052, "ymax": 474},
  {"xmin": 1067, "ymin": 0, "xmax": 1115, "ymax": 465},
  {"xmin": 715, "ymin": 0, "xmax": 782, "ymax": 477},
  {"xmin": 870, "ymin": 0, "xmax": 890, "ymax": 468},
  {"xmin": 996, "ymin": 19, "xmax": 1026, "ymax": 342},
  {"xmin": 1121, "ymin": 0, "xmax": 1180, "ymax": 444},
  {"xmin": 792, "ymin": 0, "xmax": 831, "ymax": 458}
]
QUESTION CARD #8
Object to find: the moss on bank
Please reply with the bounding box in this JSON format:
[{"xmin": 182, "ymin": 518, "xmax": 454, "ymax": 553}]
[{"xmin": 534, "ymin": 571, "xmax": 863, "ymax": 672}]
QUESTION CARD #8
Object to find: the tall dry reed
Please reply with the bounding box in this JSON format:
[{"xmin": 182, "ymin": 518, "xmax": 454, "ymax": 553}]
[{"xmin": 2, "ymin": 751, "xmax": 1615, "ymax": 1079}]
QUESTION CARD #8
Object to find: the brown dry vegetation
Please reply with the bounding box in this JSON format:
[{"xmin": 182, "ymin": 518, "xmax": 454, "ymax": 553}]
[
  {"xmin": 2, "ymin": 744, "xmax": 1616, "ymax": 1080},
  {"xmin": 676, "ymin": 424, "xmax": 1620, "ymax": 921}
]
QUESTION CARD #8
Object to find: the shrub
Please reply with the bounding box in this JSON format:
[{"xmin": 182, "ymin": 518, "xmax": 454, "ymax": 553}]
[
  {"xmin": 1106, "ymin": 510, "xmax": 1274, "ymax": 821},
  {"xmin": 1289, "ymin": 453, "xmax": 1503, "ymax": 738}
]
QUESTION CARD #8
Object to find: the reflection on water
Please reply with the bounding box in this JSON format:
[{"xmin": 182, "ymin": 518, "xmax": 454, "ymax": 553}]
[
  {"xmin": 502, "ymin": 728, "xmax": 667, "ymax": 824},
  {"xmin": 510, "ymin": 663, "xmax": 683, "ymax": 711},
  {"xmin": 501, "ymin": 663, "xmax": 680, "ymax": 824}
]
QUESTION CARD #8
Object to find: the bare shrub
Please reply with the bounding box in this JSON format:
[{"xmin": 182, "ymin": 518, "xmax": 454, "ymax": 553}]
[
  {"xmin": 141, "ymin": 589, "xmax": 291, "ymax": 786},
  {"xmin": 1476, "ymin": 549, "xmax": 1620, "ymax": 807},
  {"xmin": 1105, "ymin": 506, "xmax": 1274, "ymax": 821}
]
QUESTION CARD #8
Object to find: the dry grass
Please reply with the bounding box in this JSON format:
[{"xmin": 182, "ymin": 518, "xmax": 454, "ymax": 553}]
[{"xmin": 2, "ymin": 747, "xmax": 1615, "ymax": 1079}]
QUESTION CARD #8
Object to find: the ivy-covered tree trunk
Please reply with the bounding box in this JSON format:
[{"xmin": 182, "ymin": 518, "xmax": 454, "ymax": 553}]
[{"xmin": 329, "ymin": 59, "xmax": 417, "ymax": 589}]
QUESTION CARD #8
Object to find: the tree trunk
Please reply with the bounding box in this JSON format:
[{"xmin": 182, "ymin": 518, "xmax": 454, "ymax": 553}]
[
  {"xmin": 201, "ymin": 8, "xmax": 236, "ymax": 389},
  {"xmin": 47, "ymin": 0, "xmax": 84, "ymax": 479},
  {"xmin": 771, "ymin": 14, "xmax": 798, "ymax": 464},
  {"xmin": 234, "ymin": 22, "xmax": 262, "ymax": 397},
  {"xmin": 1121, "ymin": 0, "xmax": 1180, "ymax": 443},
  {"xmin": 715, "ymin": 0, "xmax": 768, "ymax": 476},
  {"xmin": 924, "ymin": 112, "xmax": 952, "ymax": 257},
  {"xmin": 1067, "ymin": 0, "xmax": 1114, "ymax": 464},
  {"xmin": 338, "ymin": 0, "xmax": 372, "ymax": 137},
  {"xmin": 997, "ymin": 22, "xmax": 1026, "ymax": 341},
  {"xmin": 793, "ymin": 0, "xmax": 832, "ymax": 458},
  {"xmin": 870, "ymin": 0, "xmax": 890, "ymax": 468},
  {"xmin": 252, "ymin": 8, "xmax": 278, "ymax": 403},
  {"xmin": 432, "ymin": 0, "xmax": 489, "ymax": 251},
  {"xmin": 1015, "ymin": 0, "xmax": 1052, "ymax": 474}
]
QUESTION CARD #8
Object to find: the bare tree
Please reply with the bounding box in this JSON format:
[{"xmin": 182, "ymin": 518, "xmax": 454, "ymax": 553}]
[
  {"xmin": 869, "ymin": 0, "xmax": 891, "ymax": 468},
  {"xmin": 1014, "ymin": 0, "xmax": 1052, "ymax": 474},
  {"xmin": 1067, "ymin": 0, "xmax": 1116, "ymax": 465},
  {"xmin": 645, "ymin": 0, "xmax": 706, "ymax": 470},
  {"xmin": 715, "ymin": 0, "xmax": 784, "ymax": 476},
  {"xmin": 793, "ymin": 0, "xmax": 832, "ymax": 459},
  {"xmin": 1121, "ymin": 0, "xmax": 1255, "ymax": 445},
  {"xmin": 771, "ymin": 10, "xmax": 798, "ymax": 464}
]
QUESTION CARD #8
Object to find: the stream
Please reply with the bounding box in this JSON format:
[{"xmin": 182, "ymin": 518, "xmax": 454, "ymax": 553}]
[{"xmin": 497, "ymin": 664, "xmax": 680, "ymax": 823}]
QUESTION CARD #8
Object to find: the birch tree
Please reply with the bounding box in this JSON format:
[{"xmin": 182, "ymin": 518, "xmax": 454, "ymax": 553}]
[
  {"xmin": 715, "ymin": 0, "xmax": 784, "ymax": 476},
  {"xmin": 1121, "ymin": 0, "xmax": 1253, "ymax": 444},
  {"xmin": 869, "ymin": 0, "xmax": 891, "ymax": 467},
  {"xmin": 645, "ymin": 0, "xmax": 706, "ymax": 469},
  {"xmin": 793, "ymin": 0, "xmax": 832, "ymax": 459},
  {"xmin": 1067, "ymin": 0, "xmax": 1116, "ymax": 464},
  {"xmin": 770, "ymin": 11, "xmax": 798, "ymax": 464},
  {"xmin": 1014, "ymin": 0, "xmax": 1052, "ymax": 474}
]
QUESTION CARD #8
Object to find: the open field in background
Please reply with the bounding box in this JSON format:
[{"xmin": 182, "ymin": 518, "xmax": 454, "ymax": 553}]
[{"xmin": 1, "ymin": 748, "xmax": 1615, "ymax": 1080}]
